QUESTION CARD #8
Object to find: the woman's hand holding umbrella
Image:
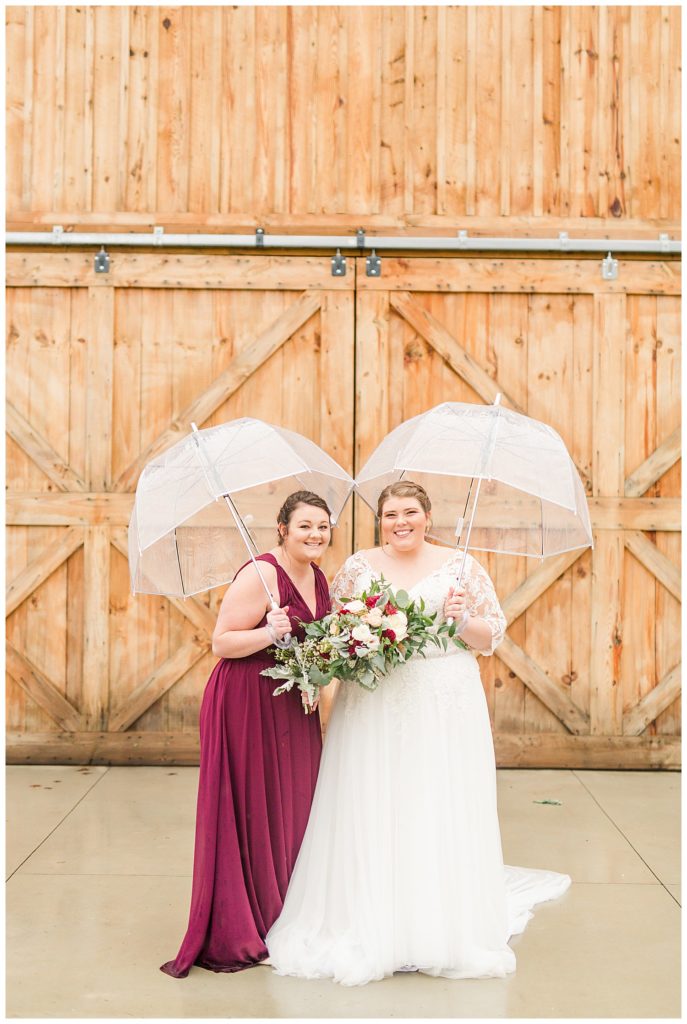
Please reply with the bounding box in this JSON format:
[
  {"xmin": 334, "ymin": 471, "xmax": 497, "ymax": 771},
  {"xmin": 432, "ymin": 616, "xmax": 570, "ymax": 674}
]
[
  {"xmin": 265, "ymin": 605, "xmax": 292, "ymax": 646},
  {"xmin": 444, "ymin": 585, "xmax": 493, "ymax": 652}
]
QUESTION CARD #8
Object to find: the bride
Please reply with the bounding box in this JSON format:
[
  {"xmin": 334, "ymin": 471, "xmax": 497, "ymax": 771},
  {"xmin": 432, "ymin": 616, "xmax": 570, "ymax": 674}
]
[{"xmin": 266, "ymin": 480, "xmax": 570, "ymax": 986}]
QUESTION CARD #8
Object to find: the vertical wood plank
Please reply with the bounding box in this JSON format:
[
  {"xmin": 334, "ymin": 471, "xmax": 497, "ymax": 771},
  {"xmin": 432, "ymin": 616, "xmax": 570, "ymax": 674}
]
[
  {"xmin": 188, "ymin": 7, "xmax": 222, "ymax": 215},
  {"xmin": 509, "ymin": 7, "xmax": 534, "ymax": 215},
  {"xmin": 606, "ymin": 6, "xmax": 630, "ymax": 219},
  {"xmin": 287, "ymin": 6, "xmax": 315, "ymax": 214},
  {"xmin": 464, "ymin": 5, "xmax": 477, "ymax": 215},
  {"xmin": 622, "ymin": 296, "xmax": 657, "ymax": 732},
  {"xmin": 591, "ymin": 293, "xmax": 626, "ymax": 735},
  {"xmin": 86, "ymin": 287, "xmax": 115, "ymax": 491},
  {"xmin": 354, "ymin": 283, "xmax": 391, "ymax": 550},
  {"xmin": 402, "ymin": 6, "xmax": 415, "ymax": 215},
  {"xmin": 474, "ymin": 7, "xmax": 501, "ymax": 215},
  {"xmin": 6, "ymin": 6, "xmax": 27, "ymax": 211},
  {"xmin": 558, "ymin": 6, "xmax": 572, "ymax": 216},
  {"xmin": 51, "ymin": 7, "xmax": 67, "ymax": 209},
  {"xmin": 525, "ymin": 294, "xmax": 575, "ymax": 734},
  {"xmin": 654, "ymin": 295, "xmax": 681, "ymax": 734},
  {"xmin": 319, "ymin": 288, "xmax": 354, "ymax": 577},
  {"xmin": 19, "ymin": 6, "xmax": 34, "ymax": 211},
  {"xmin": 313, "ymin": 7, "xmax": 345, "ymax": 215},
  {"xmin": 82, "ymin": 526, "xmax": 110, "ymax": 729},
  {"xmin": 491, "ymin": 294, "xmax": 528, "ymax": 734},
  {"xmin": 635, "ymin": 6, "xmax": 662, "ymax": 220},
  {"xmin": 442, "ymin": 6, "xmax": 467, "ymax": 216},
  {"xmin": 156, "ymin": 7, "xmax": 190, "ymax": 212},
  {"xmin": 226, "ymin": 6, "xmax": 255, "ymax": 215},
  {"xmin": 411, "ymin": 5, "xmax": 438, "ymax": 215},
  {"xmin": 31, "ymin": 6, "xmax": 57, "ymax": 210},
  {"xmin": 66, "ymin": 288, "xmax": 89, "ymax": 712},
  {"xmin": 346, "ymin": 6, "xmax": 375, "ymax": 215},
  {"xmin": 63, "ymin": 7, "xmax": 89, "ymax": 212},
  {"xmin": 666, "ymin": 7, "xmax": 681, "ymax": 222},
  {"xmin": 570, "ymin": 295, "xmax": 594, "ymax": 716},
  {"xmin": 499, "ymin": 6, "xmax": 512, "ymax": 217},
  {"xmin": 125, "ymin": 6, "xmax": 159, "ymax": 213},
  {"xmin": 112, "ymin": 289, "xmax": 142, "ymax": 482},
  {"xmin": 378, "ymin": 7, "xmax": 405, "ymax": 216},
  {"xmin": 92, "ymin": 6, "xmax": 122, "ymax": 211}
]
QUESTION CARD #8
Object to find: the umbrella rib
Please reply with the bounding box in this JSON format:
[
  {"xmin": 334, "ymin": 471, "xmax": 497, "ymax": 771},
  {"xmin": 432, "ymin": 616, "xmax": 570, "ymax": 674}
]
[{"xmin": 174, "ymin": 529, "xmax": 185, "ymax": 596}]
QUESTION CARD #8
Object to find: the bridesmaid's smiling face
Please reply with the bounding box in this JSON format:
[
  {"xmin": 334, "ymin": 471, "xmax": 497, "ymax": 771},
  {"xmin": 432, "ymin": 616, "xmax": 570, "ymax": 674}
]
[
  {"xmin": 281, "ymin": 504, "xmax": 332, "ymax": 562},
  {"xmin": 379, "ymin": 496, "xmax": 429, "ymax": 553}
]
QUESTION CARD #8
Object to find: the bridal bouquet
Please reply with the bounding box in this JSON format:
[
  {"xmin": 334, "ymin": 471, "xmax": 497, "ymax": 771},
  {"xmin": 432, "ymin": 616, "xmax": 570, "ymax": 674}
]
[{"xmin": 261, "ymin": 577, "xmax": 467, "ymax": 712}]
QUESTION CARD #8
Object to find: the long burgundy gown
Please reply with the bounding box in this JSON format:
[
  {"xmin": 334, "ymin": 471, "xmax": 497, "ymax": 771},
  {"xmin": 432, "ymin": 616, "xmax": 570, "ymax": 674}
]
[{"xmin": 160, "ymin": 553, "xmax": 328, "ymax": 977}]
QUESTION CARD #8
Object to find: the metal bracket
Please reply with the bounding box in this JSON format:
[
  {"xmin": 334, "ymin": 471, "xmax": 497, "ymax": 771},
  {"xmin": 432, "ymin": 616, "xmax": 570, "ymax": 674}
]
[
  {"xmin": 659, "ymin": 233, "xmax": 671, "ymax": 253},
  {"xmin": 601, "ymin": 251, "xmax": 618, "ymax": 280},
  {"xmin": 331, "ymin": 249, "xmax": 347, "ymax": 277},
  {"xmin": 153, "ymin": 226, "xmax": 164, "ymax": 246},
  {"xmin": 52, "ymin": 225, "xmax": 64, "ymax": 245},
  {"xmin": 457, "ymin": 229, "xmax": 469, "ymax": 248},
  {"xmin": 255, "ymin": 227, "xmax": 265, "ymax": 247},
  {"xmin": 558, "ymin": 231, "xmax": 570, "ymax": 251},
  {"xmin": 366, "ymin": 249, "xmax": 381, "ymax": 277},
  {"xmin": 356, "ymin": 228, "xmax": 365, "ymax": 249},
  {"xmin": 94, "ymin": 246, "xmax": 110, "ymax": 273}
]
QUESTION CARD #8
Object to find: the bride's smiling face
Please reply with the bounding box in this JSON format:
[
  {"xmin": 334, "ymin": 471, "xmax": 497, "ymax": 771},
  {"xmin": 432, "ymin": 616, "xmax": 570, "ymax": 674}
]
[{"xmin": 379, "ymin": 496, "xmax": 428, "ymax": 553}]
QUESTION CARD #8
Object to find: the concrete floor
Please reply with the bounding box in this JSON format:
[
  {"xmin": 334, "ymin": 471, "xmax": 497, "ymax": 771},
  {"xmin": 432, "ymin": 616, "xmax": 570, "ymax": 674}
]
[{"xmin": 6, "ymin": 766, "xmax": 681, "ymax": 1019}]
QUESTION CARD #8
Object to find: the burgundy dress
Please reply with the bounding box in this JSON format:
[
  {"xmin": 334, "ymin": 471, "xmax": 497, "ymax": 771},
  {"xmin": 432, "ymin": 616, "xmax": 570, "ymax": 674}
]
[{"xmin": 160, "ymin": 553, "xmax": 328, "ymax": 977}]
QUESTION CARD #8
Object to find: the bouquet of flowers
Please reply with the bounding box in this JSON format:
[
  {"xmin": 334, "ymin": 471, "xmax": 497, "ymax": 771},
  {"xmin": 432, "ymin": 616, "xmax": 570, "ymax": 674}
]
[{"xmin": 261, "ymin": 576, "xmax": 467, "ymax": 712}]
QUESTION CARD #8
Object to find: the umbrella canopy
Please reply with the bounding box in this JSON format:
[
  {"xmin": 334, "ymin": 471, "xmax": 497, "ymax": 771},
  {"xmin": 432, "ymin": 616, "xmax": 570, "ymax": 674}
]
[
  {"xmin": 355, "ymin": 401, "xmax": 592, "ymax": 559},
  {"xmin": 129, "ymin": 418, "xmax": 354, "ymax": 597}
]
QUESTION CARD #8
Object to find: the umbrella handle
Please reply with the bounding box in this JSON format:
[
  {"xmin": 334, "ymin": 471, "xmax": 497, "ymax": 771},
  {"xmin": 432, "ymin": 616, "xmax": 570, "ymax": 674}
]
[
  {"xmin": 269, "ymin": 599, "xmax": 292, "ymax": 649},
  {"xmin": 446, "ymin": 561, "xmax": 468, "ymax": 629}
]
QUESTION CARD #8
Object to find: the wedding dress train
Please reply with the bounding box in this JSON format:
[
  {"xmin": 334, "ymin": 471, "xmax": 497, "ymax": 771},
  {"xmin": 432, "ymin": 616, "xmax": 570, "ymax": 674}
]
[{"xmin": 266, "ymin": 551, "xmax": 571, "ymax": 985}]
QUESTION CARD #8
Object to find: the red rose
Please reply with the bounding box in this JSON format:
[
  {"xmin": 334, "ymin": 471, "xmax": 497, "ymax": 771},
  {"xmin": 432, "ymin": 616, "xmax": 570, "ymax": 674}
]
[
  {"xmin": 365, "ymin": 595, "xmax": 381, "ymax": 608},
  {"xmin": 384, "ymin": 602, "xmax": 397, "ymax": 616},
  {"xmin": 383, "ymin": 629, "xmax": 396, "ymax": 642}
]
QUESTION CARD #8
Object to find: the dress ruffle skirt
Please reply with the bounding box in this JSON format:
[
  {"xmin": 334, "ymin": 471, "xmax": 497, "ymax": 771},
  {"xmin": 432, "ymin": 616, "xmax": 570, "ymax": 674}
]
[{"xmin": 267, "ymin": 648, "xmax": 571, "ymax": 986}]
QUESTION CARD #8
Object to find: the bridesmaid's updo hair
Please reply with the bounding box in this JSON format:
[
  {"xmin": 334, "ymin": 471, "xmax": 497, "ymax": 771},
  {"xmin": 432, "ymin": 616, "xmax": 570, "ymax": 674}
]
[
  {"xmin": 376, "ymin": 480, "xmax": 432, "ymax": 519},
  {"xmin": 277, "ymin": 490, "xmax": 332, "ymax": 545}
]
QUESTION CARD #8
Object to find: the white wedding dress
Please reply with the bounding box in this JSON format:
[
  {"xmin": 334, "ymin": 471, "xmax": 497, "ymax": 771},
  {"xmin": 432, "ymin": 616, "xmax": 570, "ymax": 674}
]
[{"xmin": 266, "ymin": 550, "xmax": 571, "ymax": 986}]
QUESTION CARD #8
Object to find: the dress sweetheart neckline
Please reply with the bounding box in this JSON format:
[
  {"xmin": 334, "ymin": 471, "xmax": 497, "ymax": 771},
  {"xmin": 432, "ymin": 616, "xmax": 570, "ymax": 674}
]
[{"xmin": 353, "ymin": 549, "xmax": 465, "ymax": 594}]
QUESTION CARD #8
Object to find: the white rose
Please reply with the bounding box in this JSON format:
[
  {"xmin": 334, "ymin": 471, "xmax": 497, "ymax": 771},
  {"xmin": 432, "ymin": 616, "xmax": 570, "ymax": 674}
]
[
  {"xmin": 352, "ymin": 624, "xmax": 373, "ymax": 643},
  {"xmin": 385, "ymin": 611, "xmax": 408, "ymax": 641},
  {"xmin": 343, "ymin": 599, "xmax": 366, "ymax": 614},
  {"xmin": 366, "ymin": 636, "xmax": 381, "ymax": 653},
  {"xmin": 364, "ymin": 607, "xmax": 384, "ymax": 627}
]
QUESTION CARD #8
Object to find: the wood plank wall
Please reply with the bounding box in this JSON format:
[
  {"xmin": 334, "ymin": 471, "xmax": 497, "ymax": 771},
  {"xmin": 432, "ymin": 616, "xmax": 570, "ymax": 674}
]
[{"xmin": 6, "ymin": 5, "xmax": 681, "ymax": 232}]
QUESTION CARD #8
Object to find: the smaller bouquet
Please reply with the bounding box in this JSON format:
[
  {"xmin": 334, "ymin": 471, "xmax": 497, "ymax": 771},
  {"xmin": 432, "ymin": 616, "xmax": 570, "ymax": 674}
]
[{"xmin": 261, "ymin": 576, "xmax": 467, "ymax": 712}]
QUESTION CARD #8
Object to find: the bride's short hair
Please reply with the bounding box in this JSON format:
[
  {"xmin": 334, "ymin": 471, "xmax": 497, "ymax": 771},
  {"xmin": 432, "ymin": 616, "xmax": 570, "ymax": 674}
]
[{"xmin": 376, "ymin": 481, "xmax": 431, "ymax": 519}]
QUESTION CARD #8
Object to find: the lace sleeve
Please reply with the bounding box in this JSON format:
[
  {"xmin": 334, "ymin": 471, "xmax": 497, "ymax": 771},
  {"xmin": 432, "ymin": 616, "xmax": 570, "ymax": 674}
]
[
  {"xmin": 330, "ymin": 554, "xmax": 364, "ymax": 610},
  {"xmin": 463, "ymin": 556, "xmax": 507, "ymax": 656}
]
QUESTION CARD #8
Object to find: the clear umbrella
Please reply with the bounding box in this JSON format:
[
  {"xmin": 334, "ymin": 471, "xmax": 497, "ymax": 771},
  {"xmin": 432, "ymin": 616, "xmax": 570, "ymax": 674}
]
[
  {"xmin": 128, "ymin": 418, "xmax": 354, "ymax": 615},
  {"xmin": 355, "ymin": 396, "xmax": 593, "ymax": 586}
]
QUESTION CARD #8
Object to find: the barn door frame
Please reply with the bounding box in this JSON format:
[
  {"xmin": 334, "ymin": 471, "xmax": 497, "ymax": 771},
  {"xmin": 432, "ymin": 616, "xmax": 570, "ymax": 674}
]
[
  {"xmin": 6, "ymin": 251, "xmax": 355, "ymax": 764},
  {"xmin": 352, "ymin": 255, "xmax": 681, "ymax": 769}
]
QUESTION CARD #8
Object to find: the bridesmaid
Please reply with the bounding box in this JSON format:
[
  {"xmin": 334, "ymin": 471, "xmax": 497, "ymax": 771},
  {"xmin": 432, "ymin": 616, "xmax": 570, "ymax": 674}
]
[{"xmin": 161, "ymin": 490, "xmax": 332, "ymax": 977}]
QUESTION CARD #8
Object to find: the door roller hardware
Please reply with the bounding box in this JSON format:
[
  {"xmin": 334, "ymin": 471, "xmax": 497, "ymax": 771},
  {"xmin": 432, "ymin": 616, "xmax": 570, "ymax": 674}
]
[{"xmin": 94, "ymin": 247, "xmax": 110, "ymax": 273}]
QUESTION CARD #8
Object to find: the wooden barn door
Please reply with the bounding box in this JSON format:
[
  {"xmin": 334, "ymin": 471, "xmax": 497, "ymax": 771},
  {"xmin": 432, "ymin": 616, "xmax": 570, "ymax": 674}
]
[
  {"xmin": 6, "ymin": 253, "xmax": 354, "ymax": 764},
  {"xmin": 353, "ymin": 256, "xmax": 681, "ymax": 769}
]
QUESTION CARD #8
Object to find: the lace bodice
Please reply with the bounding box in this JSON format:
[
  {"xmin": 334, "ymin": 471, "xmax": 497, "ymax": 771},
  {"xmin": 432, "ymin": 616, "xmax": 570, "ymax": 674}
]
[{"xmin": 330, "ymin": 549, "xmax": 506, "ymax": 657}]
